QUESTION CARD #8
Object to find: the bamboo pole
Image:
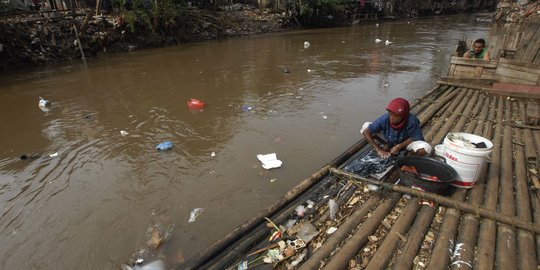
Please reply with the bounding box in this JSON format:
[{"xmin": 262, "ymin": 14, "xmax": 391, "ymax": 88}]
[
  {"xmin": 533, "ymin": 131, "xmax": 540, "ymax": 260},
  {"xmin": 322, "ymin": 194, "xmax": 401, "ymax": 270},
  {"xmin": 496, "ymin": 98, "xmax": 517, "ymax": 269},
  {"xmin": 426, "ymin": 88, "xmax": 479, "ymax": 269},
  {"xmin": 520, "ymin": 101, "xmax": 537, "ymax": 163},
  {"xmin": 475, "ymin": 96, "xmax": 503, "ymax": 270},
  {"xmin": 451, "ymin": 90, "xmax": 480, "ymax": 132},
  {"xmin": 513, "ymin": 102, "xmax": 536, "ymax": 269},
  {"xmin": 410, "ymin": 84, "xmax": 449, "ymax": 116},
  {"xmin": 297, "ymin": 193, "xmax": 384, "ymax": 270},
  {"xmin": 365, "ymin": 198, "xmax": 421, "ymax": 270},
  {"xmin": 180, "ymin": 164, "xmax": 331, "ymax": 269},
  {"xmin": 391, "ymin": 205, "xmax": 437, "ymax": 270},
  {"xmin": 423, "ymin": 88, "xmax": 467, "ymax": 141},
  {"xmin": 449, "ymin": 94, "xmax": 492, "ymax": 270},
  {"xmin": 417, "ymin": 88, "xmax": 460, "ymax": 129},
  {"xmin": 331, "ymin": 169, "xmax": 540, "ymax": 234}
]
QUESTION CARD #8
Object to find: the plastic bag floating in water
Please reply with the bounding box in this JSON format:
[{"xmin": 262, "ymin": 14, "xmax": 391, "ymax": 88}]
[{"xmin": 156, "ymin": 141, "xmax": 173, "ymax": 151}]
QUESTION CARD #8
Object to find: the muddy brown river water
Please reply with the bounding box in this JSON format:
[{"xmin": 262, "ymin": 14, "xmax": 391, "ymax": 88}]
[{"xmin": 0, "ymin": 15, "xmax": 489, "ymax": 269}]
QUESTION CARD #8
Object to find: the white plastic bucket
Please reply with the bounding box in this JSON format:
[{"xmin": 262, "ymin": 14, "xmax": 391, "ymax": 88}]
[
  {"xmin": 434, "ymin": 144, "xmax": 444, "ymax": 158},
  {"xmin": 442, "ymin": 133, "xmax": 493, "ymax": 188}
]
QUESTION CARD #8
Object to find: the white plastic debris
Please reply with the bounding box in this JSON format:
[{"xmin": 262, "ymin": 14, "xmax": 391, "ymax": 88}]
[
  {"xmin": 385, "ymin": 40, "xmax": 393, "ymax": 46},
  {"xmin": 326, "ymin": 227, "xmax": 337, "ymax": 234},
  {"xmin": 328, "ymin": 199, "xmax": 338, "ymax": 220},
  {"xmin": 49, "ymin": 152, "xmax": 58, "ymax": 158},
  {"xmin": 38, "ymin": 96, "xmax": 50, "ymax": 108},
  {"xmin": 188, "ymin": 208, "xmax": 204, "ymax": 223},
  {"xmin": 367, "ymin": 184, "xmax": 379, "ymax": 191},
  {"xmin": 375, "ymin": 23, "xmax": 379, "ymax": 27},
  {"xmin": 211, "ymin": 152, "xmax": 216, "ymax": 157},
  {"xmin": 304, "ymin": 41, "xmax": 310, "ymax": 49},
  {"xmin": 295, "ymin": 205, "xmax": 306, "ymax": 217},
  {"xmin": 375, "ymin": 38, "xmax": 382, "ymax": 43},
  {"xmin": 238, "ymin": 260, "xmax": 248, "ymax": 270},
  {"xmin": 120, "ymin": 130, "xmax": 129, "ymax": 136},
  {"xmin": 307, "ymin": 69, "xmax": 312, "ymax": 72},
  {"xmin": 270, "ymin": 178, "xmax": 277, "ymax": 183},
  {"xmin": 289, "ymin": 250, "xmax": 307, "ymax": 268},
  {"xmin": 257, "ymin": 153, "xmax": 282, "ymax": 169}
]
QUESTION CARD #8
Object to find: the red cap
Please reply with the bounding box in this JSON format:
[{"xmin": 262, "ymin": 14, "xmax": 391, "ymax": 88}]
[{"xmin": 386, "ymin": 98, "xmax": 410, "ymax": 117}]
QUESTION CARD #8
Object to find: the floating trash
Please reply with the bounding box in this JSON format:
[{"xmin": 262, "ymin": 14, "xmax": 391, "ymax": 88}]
[
  {"xmin": 188, "ymin": 208, "xmax": 204, "ymax": 223},
  {"xmin": 120, "ymin": 130, "xmax": 129, "ymax": 136},
  {"xmin": 241, "ymin": 105, "xmax": 252, "ymax": 112},
  {"xmin": 38, "ymin": 96, "xmax": 50, "ymax": 108},
  {"xmin": 187, "ymin": 98, "xmax": 205, "ymax": 110},
  {"xmin": 257, "ymin": 153, "xmax": 282, "ymax": 169},
  {"xmin": 156, "ymin": 141, "xmax": 173, "ymax": 151},
  {"xmin": 375, "ymin": 38, "xmax": 382, "ymax": 43},
  {"xmin": 303, "ymin": 41, "xmax": 310, "ymax": 49},
  {"xmin": 385, "ymin": 40, "xmax": 393, "ymax": 46}
]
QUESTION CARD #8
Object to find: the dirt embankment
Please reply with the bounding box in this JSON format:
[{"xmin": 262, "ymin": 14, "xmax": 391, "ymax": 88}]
[{"xmin": 0, "ymin": 5, "xmax": 291, "ymax": 72}]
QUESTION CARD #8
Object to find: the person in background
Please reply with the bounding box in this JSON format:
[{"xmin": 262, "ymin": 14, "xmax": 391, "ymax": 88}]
[
  {"xmin": 361, "ymin": 98, "xmax": 432, "ymax": 159},
  {"xmin": 463, "ymin": 38, "xmax": 491, "ymax": 60}
]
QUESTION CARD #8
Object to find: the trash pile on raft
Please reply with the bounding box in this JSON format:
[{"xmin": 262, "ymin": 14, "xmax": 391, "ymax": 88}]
[
  {"xmin": 495, "ymin": 0, "xmax": 540, "ymax": 24},
  {"xmin": 226, "ymin": 175, "xmax": 446, "ymax": 270}
]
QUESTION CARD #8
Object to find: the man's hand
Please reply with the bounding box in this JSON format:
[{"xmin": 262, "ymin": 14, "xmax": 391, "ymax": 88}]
[
  {"xmin": 376, "ymin": 148, "xmax": 391, "ymax": 159},
  {"xmin": 390, "ymin": 144, "xmax": 402, "ymax": 155}
]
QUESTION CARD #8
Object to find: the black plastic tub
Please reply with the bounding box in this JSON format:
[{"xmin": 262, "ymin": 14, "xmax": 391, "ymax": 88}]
[{"xmin": 396, "ymin": 156, "xmax": 458, "ymax": 195}]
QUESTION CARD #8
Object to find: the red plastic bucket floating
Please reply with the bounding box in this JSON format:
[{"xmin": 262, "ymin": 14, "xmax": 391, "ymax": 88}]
[{"xmin": 187, "ymin": 98, "xmax": 205, "ymax": 110}]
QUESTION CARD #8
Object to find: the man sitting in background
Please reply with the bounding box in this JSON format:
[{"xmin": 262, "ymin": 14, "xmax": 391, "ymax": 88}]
[{"xmin": 463, "ymin": 38, "xmax": 491, "ymax": 60}]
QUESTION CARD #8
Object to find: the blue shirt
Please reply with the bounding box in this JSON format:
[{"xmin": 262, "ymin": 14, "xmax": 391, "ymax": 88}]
[{"xmin": 368, "ymin": 113, "xmax": 424, "ymax": 147}]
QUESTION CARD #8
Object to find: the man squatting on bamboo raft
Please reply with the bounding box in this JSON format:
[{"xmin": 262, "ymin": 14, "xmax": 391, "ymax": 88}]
[{"xmin": 361, "ymin": 98, "xmax": 432, "ymax": 159}]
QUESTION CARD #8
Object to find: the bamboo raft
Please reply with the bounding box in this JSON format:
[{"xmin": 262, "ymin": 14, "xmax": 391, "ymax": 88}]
[{"xmin": 180, "ymin": 82, "xmax": 540, "ymax": 270}]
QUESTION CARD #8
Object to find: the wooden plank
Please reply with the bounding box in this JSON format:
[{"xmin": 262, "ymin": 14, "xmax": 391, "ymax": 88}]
[
  {"xmin": 499, "ymin": 58, "xmax": 540, "ymax": 74},
  {"xmin": 521, "ymin": 26, "xmax": 540, "ymax": 63},
  {"xmin": 497, "ymin": 67, "xmax": 540, "ymax": 83},
  {"xmin": 450, "ymin": 56, "xmax": 499, "ymax": 68},
  {"xmin": 499, "ymin": 76, "xmax": 536, "ymax": 86},
  {"xmin": 449, "ymin": 64, "xmax": 457, "ymax": 77},
  {"xmin": 454, "ymin": 69, "xmax": 479, "ymax": 79},
  {"xmin": 476, "ymin": 66, "xmax": 483, "ymax": 77},
  {"xmin": 483, "ymin": 68, "xmax": 497, "ymax": 77},
  {"xmin": 533, "ymin": 49, "xmax": 540, "ymax": 65}
]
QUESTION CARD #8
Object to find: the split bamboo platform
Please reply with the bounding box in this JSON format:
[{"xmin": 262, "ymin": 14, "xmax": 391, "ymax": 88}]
[{"xmin": 180, "ymin": 82, "xmax": 540, "ymax": 270}]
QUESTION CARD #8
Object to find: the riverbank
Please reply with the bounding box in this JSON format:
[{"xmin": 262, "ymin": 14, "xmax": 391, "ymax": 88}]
[{"xmin": 0, "ymin": 4, "xmax": 290, "ymax": 72}]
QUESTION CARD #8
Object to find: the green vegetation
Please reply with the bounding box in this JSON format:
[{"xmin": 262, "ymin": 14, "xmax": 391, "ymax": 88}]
[
  {"xmin": 0, "ymin": 1, "xmax": 11, "ymax": 14},
  {"xmin": 113, "ymin": 0, "xmax": 187, "ymax": 32}
]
